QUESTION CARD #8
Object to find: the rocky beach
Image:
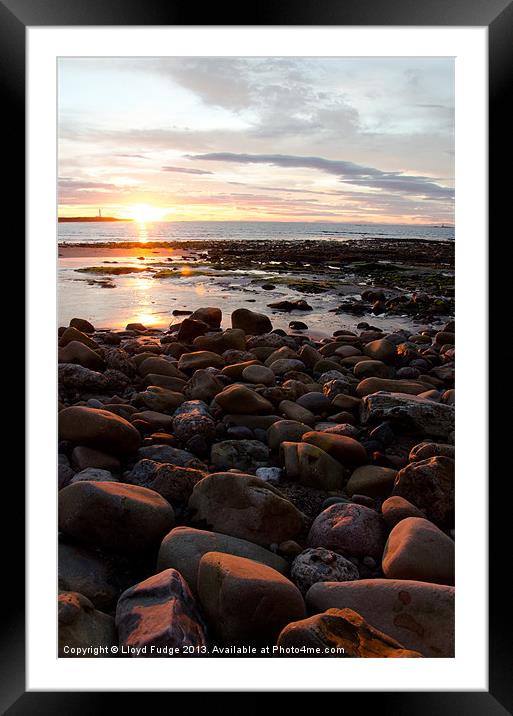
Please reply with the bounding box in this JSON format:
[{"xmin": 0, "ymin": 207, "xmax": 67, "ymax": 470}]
[{"xmin": 58, "ymin": 241, "xmax": 455, "ymax": 658}]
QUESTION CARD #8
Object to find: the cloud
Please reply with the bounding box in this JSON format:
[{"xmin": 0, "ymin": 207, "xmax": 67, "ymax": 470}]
[
  {"xmin": 188, "ymin": 152, "xmax": 453, "ymax": 199},
  {"xmin": 162, "ymin": 165, "xmax": 213, "ymax": 175}
]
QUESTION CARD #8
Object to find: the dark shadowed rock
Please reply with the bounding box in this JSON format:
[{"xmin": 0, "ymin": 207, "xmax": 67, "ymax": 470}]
[
  {"xmin": 231, "ymin": 308, "xmax": 273, "ymax": 335},
  {"xmin": 58, "ymin": 591, "xmax": 116, "ymax": 656},
  {"xmin": 59, "ymin": 407, "xmax": 141, "ymax": 454},
  {"xmin": 308, "ymin": 503, "xmax": 386, "ymax": 559}
]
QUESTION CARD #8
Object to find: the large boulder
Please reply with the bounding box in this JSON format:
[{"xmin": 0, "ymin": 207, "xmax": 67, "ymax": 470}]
[
  {"xmin": 116, "ymin": 569, "xmax": 206, "ymax": 656},
  {"xmin": 157, "ymin": 526, "xmax": 288, "ymax": 594},
  {"xmin": 382, "ymin": 517, "xmax": 455, "ymax": 585},
  {"xmin": 306, "ymin": 579, "xmax": 455, "ymax": 657},
  {"xmin": 59, "ymin": 407, "xmax": 141, "ymax": 454},
  {"xmin": 308, "ymin": 503, "xmax": 386, "ymax": 559},
  {"xmin": 231, "ymin": 308, "xmax": 272, "ymax": 335},
  {"xmin": 356, "ymin": 378, "xmax": 427, "ymax": 397},
  {"xmin": 197, "ymin": 552, "xmax": 305, "ymax": 644},
  {"xmin": 190, "ymin": 306, "xmax": 222, "ymax": 328},
  {"xmin": 58, "ymin": 591, "xmax": 116, "ymax": 657},
  {"xmin": 276, "ymin": 608, "xmax": 422, "ymax": 658},
  {"xmin": 58, "ymin": 341, "xmax": 104, "ymax": 371},
  {"xmin": 188, "ymin": 472, "xmax": 305, "ymax": 546},
  {"xmin": 392, "ymin": 456, "xmax": 454, "ymax": 526},
  {"xmin": 59, "ymin": 481, "xmax": 174, "ymax": 555}
]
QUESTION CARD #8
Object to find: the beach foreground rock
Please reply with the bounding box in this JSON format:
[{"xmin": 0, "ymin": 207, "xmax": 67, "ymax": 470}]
[{"xmin": 306, "ymin": 579, "xmax": 455, "ymax": 657}]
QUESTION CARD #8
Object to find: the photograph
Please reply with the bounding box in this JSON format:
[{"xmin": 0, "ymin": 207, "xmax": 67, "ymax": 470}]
[{"xmin": 56, "ymin": 56, "xmax": 456, "ymax": 659}]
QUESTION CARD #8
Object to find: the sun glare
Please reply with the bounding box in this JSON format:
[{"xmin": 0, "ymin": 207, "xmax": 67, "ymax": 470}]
[{"xmin": 129, "ymin": 204, "xmax": 167, "ymax": 223}]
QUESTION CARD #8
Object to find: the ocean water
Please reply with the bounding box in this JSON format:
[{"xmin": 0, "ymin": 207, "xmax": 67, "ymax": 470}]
[{"xmin": 58, "ymin": 220, "xmax": 454, "ymax": 244}]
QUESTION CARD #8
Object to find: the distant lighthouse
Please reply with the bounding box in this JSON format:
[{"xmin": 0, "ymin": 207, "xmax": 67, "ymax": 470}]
[{"xmin": 98, "ymin": 208, "xmax": 102, "ymax": 218}]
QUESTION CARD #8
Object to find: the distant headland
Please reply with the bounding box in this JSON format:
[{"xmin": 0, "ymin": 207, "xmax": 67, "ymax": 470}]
[{"xmin": 58, "ymin": 216, "xmax": 132, "ymax": 223}]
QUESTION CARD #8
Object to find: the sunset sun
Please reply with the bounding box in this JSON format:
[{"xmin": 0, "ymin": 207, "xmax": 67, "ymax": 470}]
[{"xmin": 128, "ymin": 204, "xmax": 168, "ymax": 223}]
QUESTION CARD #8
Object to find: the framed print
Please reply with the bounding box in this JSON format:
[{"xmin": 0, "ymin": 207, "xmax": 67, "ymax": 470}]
[{"xmin": 2, "ymin": 0, "xmax": 510, "ymax": 709}]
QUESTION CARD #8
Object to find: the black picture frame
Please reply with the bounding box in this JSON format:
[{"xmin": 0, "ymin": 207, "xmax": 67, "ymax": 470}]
[{"xmin": 3, "ymin": 0, "xmax": 509, "ymax": 709}]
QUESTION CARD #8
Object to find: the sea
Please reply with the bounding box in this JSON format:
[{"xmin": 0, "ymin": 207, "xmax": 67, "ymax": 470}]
[{"xmin": 58, "ymin": 220, "xmax": 454, "ymax": 244}]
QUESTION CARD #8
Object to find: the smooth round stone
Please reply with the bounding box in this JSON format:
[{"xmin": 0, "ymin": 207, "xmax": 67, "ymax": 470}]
[
  {"xmin": 381, "ymin": 496, "xmax": 426, "ymax": 528},
  {"xmin": 70, "ymin": 468, "xmax": 117, "ymax": 484},
  {"xmin": 353, "ymin": 360, "xmax": 389, "ymax": 379},
  {"xmin": 393, "ymin": 456, "xmax": 454, "ymax": 526},
  {"xmin": 267, "ymin": 420, "xmax": 310, "ymax": 451},
  {"xmin": 59, "ymin": 407, "xmax": 141, "ymax": 455},
  {"xmin": 321, "ymin": 496, "xmax": 351, "ymax": 510},
  {"xmin": 231, "ymin": 308, "xmax": 273, "ymax": 335},
  {"xmin": 190, "ymin": 306, "xmax": 222, "ymax": 328},
  {"xmin": 58, "ymin": 542, "xmax": 120, "ymax": 611},
  {"xmin": 178, "ymin": 351, "xmax": 225, "ymax": 372},
  {"xmin": 363, "ymin": 339, "xmax": 397, "ymax": 363},
  {"xmin": 346, "ymin": 465, "xmax": 397, "ymax": 498},
  {"xmin": 308, "ymin": 502, "xmax": 386, "ymax": 559},
  {"xmin": 269, "ymin": 359, "xmax": 306, "ymax": 376},
  {"xmin": 59, "ymin": 481, "xmax": 174, "ymax": 555},
  {"xmin": 197, "ymin": 552, "xmax": 305, "ymax": 645},
  {"xmin": 255, "ymin": 467, "xmax": 282, "ymax": 481},
  {"xmin": 188, "ymin": 472, "xmax": 304, "ymax": 546},
  {"xmin": 58, "ymin": 341, "xmax": 104, "ymax": 371},
  {"xmin": 278, "ymin": 400, "xmax": 316, "ymax": 426},
  {"xmin": 382, "ymin": 517, "xmax": 455, "ymax": 585},
  {"xmin": 242, "ymin": 364, "xmax": 276, "ymax": 386},
  {"xmin": 58, "ymin": 592, "xmax": 116, "ymax": 657},
  {"xmin": 291, "ymin": 547, "xmax": 359, "ymax": 595},
  {"xmin": 216, "ymin": 384, "xmax": 274, "ymax": 414}
]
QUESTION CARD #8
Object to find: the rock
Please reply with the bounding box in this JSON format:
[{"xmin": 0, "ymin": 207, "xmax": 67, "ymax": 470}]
[
  {"xmin": 353, "ymin": 360, "xmax": 390, "ymax": 379},
  {"xmin": 392, "ymin": 456, "xmax": 454, "ymax": 526},
  {"xmin": 193, "ymin": 328, "xmax": 246, "ymax": 354},
  {"xmin": 331, "ymin": 394, "xmax": 361, "ymax": 411},
  {"xmin": 241, "ymin": 364, "xmax": 276, "ymax": 386},
  {"xmin": 296, "ymin": 392, "xmax": 332, "ymax": 414},
  {"xmin": 231, "ymin": 308, "xmax": 272, "ymax": 335},
  {"xmin": 363, "ymin": 339, "xmax": 396, "ymax": 363},
  {"xmin": 177, "ymin": 318, "xmax": 209, "ymax": 343},
  {"xmin": 215, "ymin": 384, "xmax": 274, "ymax": 414},
  {"xmin": 280, "ymin": 442, "xmax": 346, "ymax": 490},
  {"xmin": 172, "ymin": 400, "xmax": 216, "ymax": 443},
  {"xmin": 289, "ymin": 321, "xmax": 308, "ymax": 330},
  {"xmin": 268, "ymin": 299, "xmax": 312, "ymax": 312},
  {"xmin": 185, "ymin": 369, "xmax": 225, "ymax": 402},
  {"xmin": 141, "ymin": 374, "xmax": 187, "ymax": 392},
  {"xmin": 59, "ymin": 462, "xmax": 75, "ymax": 489},
  {"xmin": 211, "ymin": 440, "xmax": 270, "ymax": 471},
  {"xmin": 381, "ymin": 496, "xmax": 426, "ymax": 528},
  {"xmin": 58, "ymin": 543, "xmax": 120, "ymax": 611},
  {"xmin": 269, "ymin": 358, "xmax": 306, "ymax": 376},
  {"xmin": 222, "ymin": 359, "xmax": 260, "ymax": 379},
  {"xmin": 302, "ymin": 431, "xmax": 367, "ymax": 465},
  {"xmin": 128, "ymin": 462, "xmax": 206, "ymax": 502},
  {"xmin": 58, "ymin": 341, "xmax": 104, "ymax": 371},
  {"xmin": 356, "ymin": 378, "xmax": 427, "ymax": 397},
  {"xmin": 255, "ymin": 467, "xmax": 282, "ymax": 481},
  {"xmin": 157, "ymin": 526, "xmax": 288, "ymax": 593},
  {"xmin": 197, "ymin": 552, "xmax": 305, "ymax": 644},
  {"xmin": 360, "ymin": 392, "xmax": 455, "ymax": 439},
  {"xmin": 323, "ymin": 423, "xmax": 360, "ymax": 439},
  {"xmin": 276, "ymin": 608, "xmax": 422, "ymax": 657},
  {"xmin": 59, "ymin": 481, "xmax": 174, "ymax": 555},
  {"xmin": 409, "ymin": 442, "xmax": 455, "ymax": 462},
  {"xmin": 188, "ymin": 472, "xmax": 304, "ymax": 545},
  {"xmin": 138, "ymin": 444, "xmax": 196, "ymax": 466},
  {"xmin": 291, "ymin": 548, "xmax": 359, "ymax": 594},
  {"xmin": 190, "ymin": 306, "xmax": 222, "ymax": 328},
  {"xmin": 346, "ymin": 465, "xmax": 397, "ymax": 498},
  {"xmin": 59, "ymin": 407, "xmax": 141, "ymax": 454},
  {"xmin": 382, "ymin": 517, "xmax": 455, "ymax": 585},
  {"xmin": 306, "ymin": 579, "xmax": 455, "ymax": 657},
  {"xmin": 70, "ymin": 467, "xmax": 117, "ymax": 483},
  {"xmin": 58, "ymin": 364, "xmax": 129, "ymax": 395},
  {"xmin": 59, "ymin": 326, "xmax": 99, "ymax": 349},
  {"xmin": 279, "ymin": 400, "xmax": 316, "ymax": 426},
  {"xmin": 178, "ymin": 351, "xmax": 225, "ymax": 372},
  {"xmin": 137, "ymin": 386, "xmax": 185, "ymax": 414},
  {"xmin": 308, "ymin": 503, "xmax": 386, "ymax": 559},
  {"xmin": 116, "ymin": 569, "xmax": 207, "ymax": 655},
  {"xmin": 322, "ymin": 377, "xmax": 353, "ymax": 399},
  {"xmin": 58, "ymin": 591, "xmax": 116, "ymax": 657},
  {"xmin": 267, "ymin": 420, "xmax": 310, "ymax": 451},
  {"xmin": 138, "ymin": 357, "xmax": 185, "ymax": 379},
  {"xmin": 70, "ymin": 317, "xmax": 95, "ymax": 333}
]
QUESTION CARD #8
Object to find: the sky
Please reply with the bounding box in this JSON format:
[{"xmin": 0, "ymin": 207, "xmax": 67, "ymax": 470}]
[{"xmin": 58, "ymin": 57, "xmax": 454, "ymax": 224}]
